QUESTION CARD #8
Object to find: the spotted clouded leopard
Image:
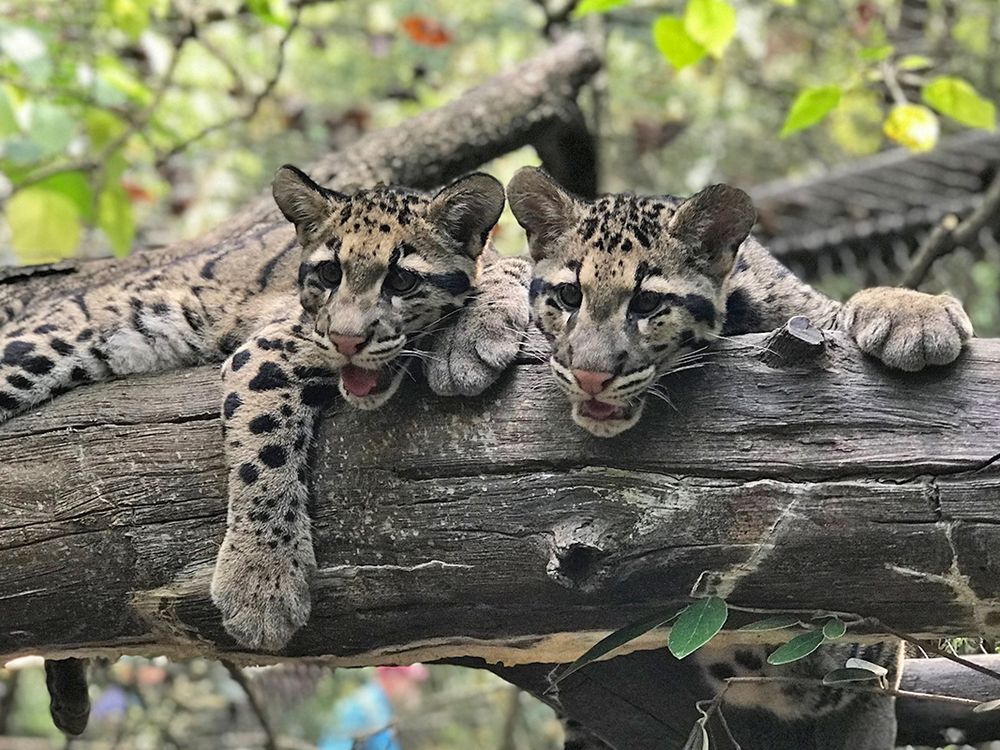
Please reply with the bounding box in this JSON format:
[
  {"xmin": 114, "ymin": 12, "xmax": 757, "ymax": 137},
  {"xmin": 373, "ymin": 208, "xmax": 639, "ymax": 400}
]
[
  {"xmin": 0, "ymin": 167, "xmax": 530, "ymax": 732},
  {"xmin": 507, "ymin": 166, "xmax": 972, "ymax": 749}
]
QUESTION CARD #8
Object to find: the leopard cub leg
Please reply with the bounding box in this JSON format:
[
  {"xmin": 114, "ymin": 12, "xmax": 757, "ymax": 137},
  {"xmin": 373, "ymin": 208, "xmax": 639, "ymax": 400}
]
[
  {"xmin": 839, "ymin": 287, "xmax": 973, "ymax": 371},
  {"xmin": 210, "ymin": 319, "xmax": 338, "ymax": 651}
]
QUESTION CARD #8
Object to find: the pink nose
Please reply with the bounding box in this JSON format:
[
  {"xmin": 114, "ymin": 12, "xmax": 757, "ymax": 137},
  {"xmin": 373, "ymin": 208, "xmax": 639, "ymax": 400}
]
[
  {"xmin": 572, "ymin": 369, "xmax": 613, "ymax": 396},
  {"xmin": 330, "ymin": 334, "xmax": 365, "ymax": 356}
]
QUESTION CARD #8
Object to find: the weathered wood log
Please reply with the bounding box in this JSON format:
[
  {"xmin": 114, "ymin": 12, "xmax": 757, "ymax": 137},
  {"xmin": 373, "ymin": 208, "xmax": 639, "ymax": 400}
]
[{"xmin": 3, "ymin": 330, "xmax": 1000, "ymax": 667}]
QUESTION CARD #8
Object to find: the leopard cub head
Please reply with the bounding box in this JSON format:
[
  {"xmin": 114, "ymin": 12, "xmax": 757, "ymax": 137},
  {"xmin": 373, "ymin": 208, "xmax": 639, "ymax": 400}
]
[
  {"xmin": 273, "ymin": 165, "xmax": 504, "ymax": 409},
  {"xmin": 508, "ymin": 167, "xmax": 755, "ymax": 437}
]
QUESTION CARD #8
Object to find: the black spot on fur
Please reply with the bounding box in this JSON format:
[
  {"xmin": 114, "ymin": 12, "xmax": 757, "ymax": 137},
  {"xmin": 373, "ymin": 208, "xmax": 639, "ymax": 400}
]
[
  {"xmin": 70, "ymin": 367, "xmax": 90, "ymax": 383},
  {"xmin": 23, "ymin": 355, "xmax": 54, "ymax": 375},
  {"xmin": 2, "ymin": 340, "xmax": 34, "ymax": 366},
  {"xmin": 152, "ymin": 302, "xmax": 170, "ymax": 316},
  {"xmin": 301, "ymin": 382, "xmax": 337, "ymax": 408},
  {"xmin": 280, "ymin": 404, "xmax": 293, "ymax": 417},
  {"xmin": 6, "ymin": 374, "xmax": 32, "ymax": 390},
  {"xmin": 709, "ymin": 662, "xmax": 736, "ymax": 681},
  {"xmin": 734, "ymin": 649, "xmax": 763, "ymax": 671},
  {"xmin": 293, "ymin": 365, "xmax": 336, "ymax": 380},
  {"xmin": 231, "ymin": 349, "xmax": 251, "ymax": 371},
  {"xmin": 259, "ymin": 444, "xmax": 287, "ymax": 468},
  {"xmin": 34, "ymin": 324, "xmax": 57, "ymax": 334},
  {"xmin": 76, "ymin": 328, "xmax": 93, "ymax": 342},
  {"xmin": 238, "ymin": 463, "xmax": 259, "ymax": 484},
  {"xmin": 50, "ymin": 338, "xmax": 73, "ymax": 356},
  {"xmin": 223, "ymin": 392, "xmax": 242, "ymax": 419},
  {"xmin": 249, "ymin": 362, "xmax": 289, "ymax": 391},
  {"xmin": 0, "ymin": 392, "xmax": 19, "ymax": 410},
  {"xmin": 722, "ymin": 288, "xmax": 764, "ymax": 335},
  {"xmin": 249, "ymin": 414, "xmax": 279, "ymax": 434}
]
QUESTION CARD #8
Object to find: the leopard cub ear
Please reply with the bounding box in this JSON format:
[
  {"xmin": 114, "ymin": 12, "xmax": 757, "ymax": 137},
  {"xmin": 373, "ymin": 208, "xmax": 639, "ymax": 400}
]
[
  {"xmin": 507, "ymin": 167, "xmax": 579, "ymax": 261},
  {"xmin": 667, "ymin": 184, "xmax": 756, "ymax": 280},
  {"xmin": 272, "ymin": 165, "xmax": 347, "ymax": 245},
  {"xmin": 426, "ymin": 173, "xmax": 506, "ymax": 258}
]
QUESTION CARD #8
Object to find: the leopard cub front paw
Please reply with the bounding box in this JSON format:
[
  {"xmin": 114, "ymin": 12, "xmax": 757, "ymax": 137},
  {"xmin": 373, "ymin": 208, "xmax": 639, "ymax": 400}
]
[
  {"xmin": 211, "ymin": 530, "xmax": 315, "ymax": 651},
  {"xmin": 839, "ymin": 287, "xmax": 973, "ymax": 371}
]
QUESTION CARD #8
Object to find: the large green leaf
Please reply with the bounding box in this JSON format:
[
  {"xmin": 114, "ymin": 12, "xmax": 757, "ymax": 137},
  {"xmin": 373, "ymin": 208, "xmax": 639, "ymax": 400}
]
[
  {"xmin": 6, "ymin": 186, "xmax": 81, "ymax": 262},
  {"xmin": 574, "ymin": 0, "xmax": 630, "ymax": 16},
  {"xmin": 683, "ymin": 0, "xmax": 736, "ymax": 58},
  {"xmin": 98, "ymin": 181, "xmax": 136, "ymax": 257},
  {"xmin": 652, "ymin": 16, "xmax": 707, "ymax": 70},
  {"xmin": 554, "ymin": 608, "xmax": 679, "ymax": 685},
  {"xmin": 30, "ymin": 102, "xmax": 76, "ymax": 157},
  {"xmin": 668, "ymin": 597, "xmax": 728, "ymax": 659},
  {"xmin": 922, "ymin": 76, "xmax": 996, "ymax": 130},
  {"xmin": 767, "ymin": 629, "xmax": 825, "ymax": 665},
  {"xmin": 246, "ymin": 0, "xmax": 292, "ymax": 27},
  {"xmin": 780, "ymin": 85, "xmax": 842, "ymax": 137},
  {"xmin": 32, "ymin": 172, "xmax": 94, "ymax": 222}
]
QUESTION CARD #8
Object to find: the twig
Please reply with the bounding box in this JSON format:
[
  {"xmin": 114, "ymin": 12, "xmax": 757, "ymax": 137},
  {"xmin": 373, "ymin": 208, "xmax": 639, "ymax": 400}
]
[
  {"xmin": 223, "ymin": 661, "xmax": 278, "ymax": 750},
  {"xmin": 901, "ymin": 167, "xmax": 1000, "ymax": 288},
  {"xmin": 871, "ymin": 619, "xmax": 1000, "ymax": 684},
  {"xmin": 154, "ymin": 6, "xmax": 302, "ymax": 167}
]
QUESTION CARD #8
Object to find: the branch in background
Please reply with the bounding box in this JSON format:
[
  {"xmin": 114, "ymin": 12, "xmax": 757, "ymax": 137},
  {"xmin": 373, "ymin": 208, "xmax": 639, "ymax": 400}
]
[
  {"xmin": 223, "ymin": 661, "xmax": 279, "ymax": 750},
  {"xmin": 530, "ymin": 0, "xmax": 580, "ymax": 37},
  {"xmin": 901, "ymin": 168, "xmax": 1000, "ymax": 288},
  {"xmin": 154, "ymin": 5, "xmax": 303, "ymax": 167}
]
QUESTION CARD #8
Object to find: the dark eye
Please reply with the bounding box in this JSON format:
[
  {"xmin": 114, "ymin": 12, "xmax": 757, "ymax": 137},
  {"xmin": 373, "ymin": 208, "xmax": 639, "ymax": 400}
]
[
  {"xmin": 316, "ymin": 261, "xmax": 342, "ymax": 288},
  {"xmin": 555, "ymin": 283, "xmax": 582, "ymax": 310},
  {"xmin": 630, "ymin": 291, "xmax": 662, "ymax": 316},
  {"xmin": 385, "ymin": 267, "xmax": 419, "ymax": 295}
]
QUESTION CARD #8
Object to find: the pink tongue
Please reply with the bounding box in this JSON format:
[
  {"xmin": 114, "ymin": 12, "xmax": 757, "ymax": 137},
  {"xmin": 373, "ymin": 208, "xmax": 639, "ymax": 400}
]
[
  {"xmin": 341, "ymin": 364, "xmax": 381, "ymax": 397},
  {"xmin": 580, "ymin": 400, "xmax": 623, "ymax": 420}
]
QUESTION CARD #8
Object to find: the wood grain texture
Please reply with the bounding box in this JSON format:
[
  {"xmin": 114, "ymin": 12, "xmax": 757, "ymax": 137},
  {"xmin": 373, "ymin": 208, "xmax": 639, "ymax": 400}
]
[{"xmin": 3, "ymin": 330, "xmax": 999, "ymax": 668}]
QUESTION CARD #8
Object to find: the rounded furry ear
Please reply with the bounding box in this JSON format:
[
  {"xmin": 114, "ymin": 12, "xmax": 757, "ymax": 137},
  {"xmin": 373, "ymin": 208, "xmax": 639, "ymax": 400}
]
[
  {"xmin": 272, "ymin": 165, "xmax": 346, "ymax": 244},
  {"xmin": 506, "ymin": 167, "xmax": 579, "ymax": 261},
  {"xmin": 667, "ymin": 184, "xmax": 756, "ymax": 279},
  {"xmin": 426, "ymin": 173, "xmax": 505, "ymax": 258}
]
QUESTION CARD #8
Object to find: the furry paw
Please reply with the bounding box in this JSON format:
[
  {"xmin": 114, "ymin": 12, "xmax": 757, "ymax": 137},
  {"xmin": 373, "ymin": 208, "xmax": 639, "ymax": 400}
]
[
  {"xmin": 839, "ymin": 287, "xmax": 973, "ymax": 371},
  {"xmin": 427, "ymin": 257, "xmax": 531, "ymax": 396},
  {"xmin": 211, "ymin": 531, "xmax": 315, "ymax": 651}
]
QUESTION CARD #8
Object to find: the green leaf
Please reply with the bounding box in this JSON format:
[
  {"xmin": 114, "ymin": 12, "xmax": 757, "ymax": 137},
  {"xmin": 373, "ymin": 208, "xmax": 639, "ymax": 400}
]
[
  {"xmin": 574, "ymin": 0, "xmax": 630, "ymax": 16},
  {"xmin": 97, "ymin": 55, "xmax": 153, "ymax": 105},
  {"xmin": 859, "ymin": 44, "xmax": 893, "ymax": 62},
  {"xmin": 883, "ymin": 103, "xmax": 939, "ymax": 152},
  {"xmin": 683, "ymin": 0, "xmax": 736, "ymax": 58},
  {"xmin": 821, "ymin": 617, "xmax": 846, "ymax": 639},
  {"xmin": 104, "ymin": 0, "xmax": 153, "ymax": 38},
  {"xmin": 6, "ymin": 186, "xmax": 81, "ymax": 262},
  {"xmin": 845, "ymin": 657, "xmax": 888, "ymax": 677},
  {"xmin": 767, "ymin": 630, "xmax": 825, "ymax": 665},
  {"xmin": 98, "ymin": 182, "xmax": 135, "ymax": 257},
  {"xmin": 922, "ymin": 76, "xmax": 996, "ymax": 130},
  {"xmin": 897, "ymin": 54, "xmax": 932, "ymax": 71},
  {"xmin": 32, "ymin": 172, "xmax": 94, "ymax": 222},
  {"xmin": 0, "ymin": 86, "xmax": 19, "ymax": 137},
  {"xmin": 780, "ymin": 85, "xmax": 842, "ymax": 137},
  {"xmin": 30, "ymin": 103, "xmax": 76, "ymax": 158},
  {"xmin": 554, "ymin": 608, "xmax": 679, "ymax": 685},
  {"xmin": 652, "ymin": 16, "xmax": 707, "ymax": 70},
  {"xmin": 669, "ymin": 597, "xmax": 728, "ymax": 659},
  {"xmin": 246, "ymin": 0, "xmax": 292, "ymax": 26},
  {"xmin": 738, "ymin": 615, "xmax": 801, "ymax": 632},
  {"xmin": 973, "ymin": 698, "xmax": 1000, "ymax": 713},
  {"xmin": 822, "ymin": 667, "xmax": 882, "ymax": 685}
]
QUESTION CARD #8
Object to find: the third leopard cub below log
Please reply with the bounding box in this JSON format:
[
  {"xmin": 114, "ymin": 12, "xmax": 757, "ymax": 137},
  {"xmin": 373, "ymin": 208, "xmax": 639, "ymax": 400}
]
[{"xmin": 507, "ymin": 166, "xmax": 973, "ymax": 750}]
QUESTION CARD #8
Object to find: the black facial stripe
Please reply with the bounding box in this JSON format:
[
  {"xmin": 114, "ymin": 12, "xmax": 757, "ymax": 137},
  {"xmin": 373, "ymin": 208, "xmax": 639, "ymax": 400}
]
[
  {"xmin": 297, "ymin": 262, "xmax": 315, "ymax": 286},
  {"xmin": 529, "ymin": 277, "xmax": 551, "ymax": 301},
  {"xmin": 662, "ymin": 293, "xmax": 716, "ymax": 324},
  {"xmin": 421, "ymin": 271, "xmax": 470, "ymax": 296},
  {"xmin": 615, "ymin": 368, "xmax": 651, "ymax": 388},
  {"xmin": 365, "ymin": 339, "xmax": 400, "ymax": 355}
]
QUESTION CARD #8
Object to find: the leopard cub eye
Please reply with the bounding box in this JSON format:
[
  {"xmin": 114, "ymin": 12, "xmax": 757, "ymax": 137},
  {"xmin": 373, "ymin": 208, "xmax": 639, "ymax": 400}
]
[
  {"xmin": 316, "ymin": 261, "xmax": 342, "ymax": 288},
  {"xmin": 385, "ymin": 267, "xmax": 419, "ymax": 295},
  {"xmin": 555, "ymin": 283, "xmax": 582, "ymax": 310},
  {"xmin": 630, "ymin": 290, "xmax": 662, "ymax": 316}
]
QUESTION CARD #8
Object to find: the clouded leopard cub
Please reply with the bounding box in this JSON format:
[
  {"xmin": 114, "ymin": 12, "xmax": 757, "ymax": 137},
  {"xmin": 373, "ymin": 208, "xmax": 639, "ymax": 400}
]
[
  {"xmin": 507, "ymin": 166, "xmax": 972, "ymax": 750},
  {"xmin": 1, "ymin": 167, "xmax": 529, "ymax": 733}
]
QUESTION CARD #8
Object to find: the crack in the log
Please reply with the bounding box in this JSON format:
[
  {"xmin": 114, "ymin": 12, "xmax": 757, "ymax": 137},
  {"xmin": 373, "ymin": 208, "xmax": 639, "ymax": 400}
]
[{"xmin": 0, "ymin": 409, "xmax": 219, "ymax": 440}]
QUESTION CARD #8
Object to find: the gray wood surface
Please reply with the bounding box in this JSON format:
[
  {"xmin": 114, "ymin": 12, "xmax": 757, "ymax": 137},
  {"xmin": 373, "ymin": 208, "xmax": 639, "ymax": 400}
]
[{"xmin": 3, "ymin": 330, "xmax": 999, "ymax": 666}]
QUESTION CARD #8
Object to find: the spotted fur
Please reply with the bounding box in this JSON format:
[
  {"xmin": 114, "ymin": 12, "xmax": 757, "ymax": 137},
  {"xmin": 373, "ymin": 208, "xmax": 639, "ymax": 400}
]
[
  {"xmin": 508, "ymin": 166, "xmax": 973, "ymax": 438},
  {"xmin": 506, "ymin": 166, "xmax": 968, "ymax": 748},
  {"xmin": 1, "ymin": 166, "xmax": 530, "ymax": 727}
]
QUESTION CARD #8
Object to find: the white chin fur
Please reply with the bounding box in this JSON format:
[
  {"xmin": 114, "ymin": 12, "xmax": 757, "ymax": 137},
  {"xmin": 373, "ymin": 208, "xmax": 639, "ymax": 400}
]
[
  {"xmin": 571, "ymin": 401, "xmax": 644, "ymax": 437},
  {"xmin": 338, "ymin": 366, "xmax": 408, "ymax": 411}
]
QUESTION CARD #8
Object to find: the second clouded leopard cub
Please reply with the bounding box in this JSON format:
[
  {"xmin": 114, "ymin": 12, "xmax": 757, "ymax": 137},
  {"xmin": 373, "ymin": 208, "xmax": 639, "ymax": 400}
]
[
  {"xmin": 1, "ymin": 167, "xmax": 529, "ymax": 732},
  {"xmin": 508, "ymin": 166, "xmax": 973, "ymax": 749}
]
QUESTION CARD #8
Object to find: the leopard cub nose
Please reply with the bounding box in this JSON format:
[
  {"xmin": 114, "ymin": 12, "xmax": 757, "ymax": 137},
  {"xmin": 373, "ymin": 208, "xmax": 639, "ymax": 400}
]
[
  {"xmin": 572, "ymin": 369, "xmax": 613, "ymax": 396},
  {"xmin": 330, "ymin": 334, "xmax": 365, "ymax": 356}
]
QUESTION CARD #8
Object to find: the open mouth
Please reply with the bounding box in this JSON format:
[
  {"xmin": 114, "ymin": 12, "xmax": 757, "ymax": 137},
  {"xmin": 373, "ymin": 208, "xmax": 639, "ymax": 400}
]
[
  {"xmin": 571, "ymin": 397, "xmax": 644, "ymax": 437},
  {"xmin": 579, "ymin": 399, "xmax": 627, "ymax": 421},
  {"xmin": 339, "ymin": 363, "xmax": 396, "ymax": 398}
]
